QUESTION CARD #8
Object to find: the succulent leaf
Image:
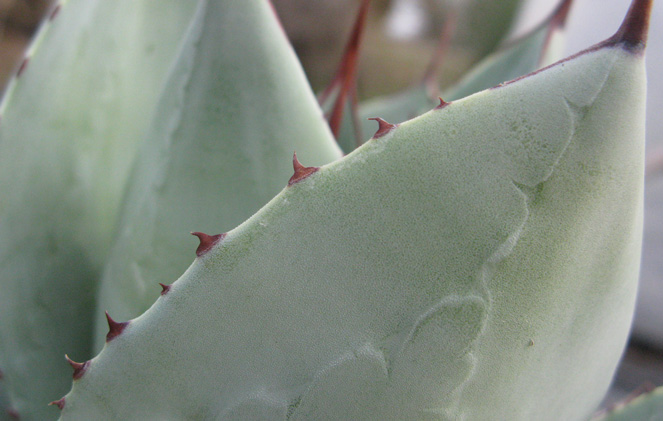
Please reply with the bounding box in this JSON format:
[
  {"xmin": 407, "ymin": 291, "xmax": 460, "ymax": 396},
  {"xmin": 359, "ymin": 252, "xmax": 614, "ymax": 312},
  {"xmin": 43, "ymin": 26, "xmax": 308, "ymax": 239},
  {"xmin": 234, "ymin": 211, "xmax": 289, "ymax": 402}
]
[
  {"xmin": 60, "ymin": 1, "xmax": 649, "ymax": 417},
  {"xmin": 0, "ymin": 0, "xmax": 196, "ymax": 417},
  {"xmin": 92, "ymin": 0, "xmax": 342, "ymax": 351}
]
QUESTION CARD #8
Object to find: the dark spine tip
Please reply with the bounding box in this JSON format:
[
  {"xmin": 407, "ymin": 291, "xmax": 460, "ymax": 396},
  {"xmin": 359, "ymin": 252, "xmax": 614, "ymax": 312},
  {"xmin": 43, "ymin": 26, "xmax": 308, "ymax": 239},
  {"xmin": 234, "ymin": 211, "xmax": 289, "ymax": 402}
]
[
  {"xmin": 494, "ymin": 0, "xmax": 651, "ymax": 90},
  {"xmin": 7, "ymin": 409, "xmax": 20, "ymax": 419},
  {"xmin": 159, "ymin": 283, "xmax": 171, "ymax": 295},
  {"xmin": 49, "ymin": 398, "xmax": 65, "ymax": 410},
  {"xmin": 288, "ymin": 152, "xmax": 319, "ymax": 186},
  {"xmin": 607, "ymin": 0, "xmax": 652, "ymax": 53},
  {"xmin": 191, "ymin": 232, "xmax": 225, "ymax": 257},
  {"xmin": 435, "ymin": 97, "xmax": 450, "ymax": 109},
  {"xmin": 17, "ymin": 58, "xmax": 29, "ymax": 78},
  {"xmin": 368, "ymin": 118, "xmax": 396, "ymax": 139},
  {"xmin": 105, "ymin": 311, "xmax": 129, "ymax": 342},
  {"xmin": 65, "ymin": 355, "xmax": 89, "ymax": 380}
]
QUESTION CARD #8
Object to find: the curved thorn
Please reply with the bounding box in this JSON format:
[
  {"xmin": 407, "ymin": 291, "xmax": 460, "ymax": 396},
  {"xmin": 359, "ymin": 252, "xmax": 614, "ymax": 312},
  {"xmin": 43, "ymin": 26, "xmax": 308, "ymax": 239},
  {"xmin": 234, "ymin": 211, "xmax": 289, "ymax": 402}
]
[
  {"xmin": 191, "ymin": 232, "xmax": 225, "ymax": 257},
  {"xmin": 368, "ymin": 118, "xmax": 396, "ymax": 139},
  {"xmin": 65, "ymin": 355, "xmax": 89, "ymax": 380},
  {"xmin": 49, "ymin": 397, "xmax": 65, "ymax": 410},
  {"xmin": 435, "ymin": 97, "xmax": 450, "ymax": 110},
  {"xmin": 288, "ymin": 152, "xmax": 319, "ymax": 186},
  {"xmin": 159, "ymin": 283, "xmax": 171, "ymax": 295},
  {"xmin": 105, "ymin": 311, "xmax": 129, "ymax": 342}
]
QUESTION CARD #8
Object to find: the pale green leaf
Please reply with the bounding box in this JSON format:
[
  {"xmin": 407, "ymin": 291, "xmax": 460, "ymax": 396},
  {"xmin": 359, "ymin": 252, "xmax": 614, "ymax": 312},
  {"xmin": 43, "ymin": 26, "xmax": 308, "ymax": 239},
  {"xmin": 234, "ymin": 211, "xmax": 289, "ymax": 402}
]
[
  {"xmin": 60, "ymin": 13, "xmax": 647, "ymax": 419},
  {"xmin": 0, "ymin": 0, "xmax": 196, "ymax": 417}
]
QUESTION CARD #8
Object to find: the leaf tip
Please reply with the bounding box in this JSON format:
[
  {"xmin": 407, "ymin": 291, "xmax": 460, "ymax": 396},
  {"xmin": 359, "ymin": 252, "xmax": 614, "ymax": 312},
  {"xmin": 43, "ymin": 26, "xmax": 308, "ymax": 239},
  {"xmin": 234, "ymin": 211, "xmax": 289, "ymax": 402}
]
[
  {"xmin": 607, "ymin": 0, "xmax": 652, "ymax": 53},
  {"xmin": 191, "ymin": 232, "xmax": 225, "ymax": 257},
  {"xmin": 105, "ymin": 311, "xmax": 129, "ymax": 342},
  {"xmin": 288, "ymin": 152, "xmax": 319, "ymax": 186},
  {"xmin": 368, "ymin": 118, "xmax": 396, "ymax": 138}
]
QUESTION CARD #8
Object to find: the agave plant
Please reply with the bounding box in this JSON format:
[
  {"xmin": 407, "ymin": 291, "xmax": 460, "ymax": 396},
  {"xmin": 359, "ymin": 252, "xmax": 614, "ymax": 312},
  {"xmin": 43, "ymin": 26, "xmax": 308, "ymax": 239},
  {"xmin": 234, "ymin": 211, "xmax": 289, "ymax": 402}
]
[{"xmin": 0, "ymin": 0, "xmax": 656, "ymax": 419}]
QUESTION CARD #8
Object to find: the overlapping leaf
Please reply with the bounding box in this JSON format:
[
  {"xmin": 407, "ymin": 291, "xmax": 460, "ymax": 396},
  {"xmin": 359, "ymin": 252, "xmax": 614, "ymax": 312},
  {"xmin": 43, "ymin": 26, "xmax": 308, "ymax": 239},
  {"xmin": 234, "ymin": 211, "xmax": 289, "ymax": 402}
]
[
  {"xmin": 92, "ymin": 0, "xmax": 342, "ymax": 351},
  {"xmin": 0, "ymin": 0, "xmax": 196, "ymax": 417},
  {"xmin": 58, "ymin": 1, "xmax": 649, "ymax": 418}
]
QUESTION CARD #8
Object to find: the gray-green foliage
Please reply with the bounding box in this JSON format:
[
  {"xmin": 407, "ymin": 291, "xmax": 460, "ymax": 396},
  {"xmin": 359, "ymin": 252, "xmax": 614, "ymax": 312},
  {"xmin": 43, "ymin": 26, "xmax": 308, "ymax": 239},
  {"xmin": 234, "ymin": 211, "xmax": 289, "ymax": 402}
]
[
  {"xmin": 92, "ymin": 0, "xmax": 342, "ymax": 352},
  {"xmin": 0, "ymin": 0, "xmax": 196, "ymax": 418},
  {"xmin": 60, "ymin": 6, "xmax": 647, "ymax": 419},
  {"xmin": 0, "ymin": 0, "xmax": 652, "ymax": 419}
]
